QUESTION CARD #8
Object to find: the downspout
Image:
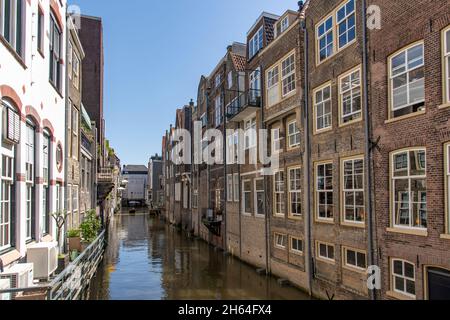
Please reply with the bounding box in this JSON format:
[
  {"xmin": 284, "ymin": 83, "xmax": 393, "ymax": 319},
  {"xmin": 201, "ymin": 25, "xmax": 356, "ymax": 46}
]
[
  {"xmin": 223, "ymin": 64, "xmax": 228, "ymax": 251},
  {"xmin": 299, "ymin": 1, "xmax": 313, "ymax": 297},
  {"xmin": 63, "ymin": 14, "xmax": 70, "ymax": 254},
  {"xmin": 362, "ymin": 0, "xmax": 377, "ymax": 301}
]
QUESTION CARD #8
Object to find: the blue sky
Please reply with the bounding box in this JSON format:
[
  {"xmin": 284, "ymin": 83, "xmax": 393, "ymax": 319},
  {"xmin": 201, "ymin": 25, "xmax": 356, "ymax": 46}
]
[{"xmin": 70, "ymin": 0, "xmax": 298, "ymax": 165}]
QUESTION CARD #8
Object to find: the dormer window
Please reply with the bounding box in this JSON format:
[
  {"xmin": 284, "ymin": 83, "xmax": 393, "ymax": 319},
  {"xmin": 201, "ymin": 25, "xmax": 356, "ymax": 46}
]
[
  {"xmin": 249, "ymin": 26, "xmax": 264, "ymax": 59},
  {"xmin": 215, "ymin": 73, "xmax": 222, "ymax": 88},
  {"xmin": 280, "ymin": 16, "xmax": 289, "ymax": 33}
]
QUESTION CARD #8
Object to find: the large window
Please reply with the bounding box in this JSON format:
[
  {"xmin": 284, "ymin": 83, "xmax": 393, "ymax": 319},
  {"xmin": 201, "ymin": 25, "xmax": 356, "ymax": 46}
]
[
  {"xmin": 25, "ymin": 121, "xmax": 35, "ymax": 240},
  {"xmin": 343, "ymin": 247, "xmax": 367, "ymax": 271},
  {"xmin": 339, "ymin": 67, "xmax": 362, "ymax": 125},
  {"xmin": 72, "ymin": 106, "xmax": 79, "ymax": 160},
  {"xmin": 391, "ymin": 259, "xmax": 416, "ymax": 298},
  {"xmin": 254, "ymin": 178, "xmax": 264, "ymax": 217},
  {"xmin": 49, "ymin": 13, "xmax": 62, "ymax": 91},
  {"xmin": 244, "ymin": 117, "xmax": 257, "ymax": 150},
  {"xmin": 37, "ymin": 7, "xmax": 44, "ymax": 54},
  {"xmin": 342, "ymin": 157, "xmax": 364, "ymax": 224},
  {"xmin": 288, "ymin": 167, "xmax": 301, "ymax": 217},
  {"xmin": 316, "ymin": 162, "xmax": 333, "ymax": 221},
  {"xmin": 233, "ymin": 173, "xmax": 239, "ymax": 202},
  {"xmin": 443, "ymin": 26, "xmax": 450, "ymax": 105},
  {"xmin": 271, "ymin": 127, "xmax": 281, "ymax": 153},
  {"xmin": 249, "ymin": 27, "xmax": 263, "ymax": 59},
  {"xmin": 266, "ymin": 51, "xmax": 296, "ymax": 107},
  {"xmin": 314, "ymin": 84, "xmax": 332, "ymax": 133},
  {"xmin": 267, "ymin": 66, "xmax": 280, "ymax": 107},
  {"xmin": 242, "ymin": 180, "xmax": 252, "ymax": 215},
  {"xmin": 281, "ymin": 54, "xmax": 296, "ymax": 96},
  {"xmin": 0, "ymin": 155, "xmax": 14, "ymax": 251},
  {"xmin": 0, "ymin": 0, "xmax": 23, "ymax": 56},
  {"xmin": 274, "ymin": 171, "xmax": 285, "ymax": 216},
  {"xmin": 42, "ymin": 132, "xmax": 51, "ymax": 235},
  {"xmin": 287, "ymin": 120, "xmax": 300, "ymax": 148},
  {"xmin": 389, "ymin": 42, "xmax": 425, "ymax": 118},
  {"xmin": 316, "ymin": 0, "xmax": 356, "ymax": 64},
  {"xmin": 73, "ymin": 52, "xmax": 80, "ymax": 90},
  {"xmin": 391, "ymin": 149, "xmax": 427, "ymax": 230}
]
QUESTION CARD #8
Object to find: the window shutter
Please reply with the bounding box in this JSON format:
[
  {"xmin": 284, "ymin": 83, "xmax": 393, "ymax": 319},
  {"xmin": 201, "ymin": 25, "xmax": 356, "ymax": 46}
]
[{"xmin": 5, "ymin": 108, "xmax": 20, "ymax": 144}]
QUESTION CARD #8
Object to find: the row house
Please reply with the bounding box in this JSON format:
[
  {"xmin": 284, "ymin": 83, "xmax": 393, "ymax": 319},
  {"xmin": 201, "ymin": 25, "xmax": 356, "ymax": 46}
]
[
  {"xmin": 162, "ymin": 0, "xmax": 450, "ymax": 300},
  {"xmin": 0, "ymin": 0, "xmax": 67, "ymax": 266},
  {"xmin": 146, "ymin": 154, "xmax": 163, "ymax": 210}
]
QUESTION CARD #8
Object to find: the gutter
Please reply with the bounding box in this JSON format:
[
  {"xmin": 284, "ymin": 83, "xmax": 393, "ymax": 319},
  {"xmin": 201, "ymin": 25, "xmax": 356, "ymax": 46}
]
[{"xmin": 361, "ymin": 0, "xmax": 377, "ymax": 301}]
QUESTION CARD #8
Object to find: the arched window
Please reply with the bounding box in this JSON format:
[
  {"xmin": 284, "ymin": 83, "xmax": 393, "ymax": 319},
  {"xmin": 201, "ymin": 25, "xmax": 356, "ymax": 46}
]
[
  {"xmin": 0, "ymin": 99, "xmax": 19, "ymax": 252},
  {"xmin": 25, "ymin": 118, "xmax": 36, "ymax": 241},
  {"xmin": 42, "ymin": 129, "xmax": 51, "ymax": 235}
]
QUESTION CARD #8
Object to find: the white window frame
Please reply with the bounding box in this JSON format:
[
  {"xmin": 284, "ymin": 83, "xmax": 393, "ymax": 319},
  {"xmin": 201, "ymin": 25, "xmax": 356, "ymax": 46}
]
[
  {"xmin": 72, "ymin": 185, "xmax": 79, "ymax": 214},
  {"xmin": 339, "ymin": 67, "xmax": 362, "ymax": 125},
  {"xmin": 0, "ymin": 0, "xmax": 23, "ymax": 56},
  {"xmin": 68, "ymin": 42, "xmax": 73, "ymax": 80},
  {"xmin": 233, "ymin": 173, "xmax": 239, "ymax": 202},
  {"xmin": 391, "ymin": 259, "xmax": 416, "ymax": 299},
  {"xmin": 25, "ymin": 184, "xmax": 32, "ymax": 240},
  {"xmin": 336, "ymin": 0, "xmax": 356, "ymax": 50},
  {"xmin": 242, "ymin": 179, "xmax": 252, "ymax": 215},
  {"xmin": 281, "ymin": 54, "xmax": 296, "ymax": 97},
  {"xmin": 314, "ymin": 84, "xmax": 332, "ymax": 133},
  {"xmin": 316, "ymin": 15, "xmax": 334, "ymax": 64},
  {"xmin": 443, "ymin": 26, "xmax": 450, "ymax": 105},
  {"xmin": 0, "ymin": 155, "xmax": 14, "ymax": 251},
  {"xmin": 254, "ymin": 178, "xmax": 265, "ymax": 217},
  {"xmin": 274, "ymin": 233, "xmax": 287, "ymax": 249},
  {"xmin": 316, "ymin": 241, "xmax": 335, "ymax": 263},
  {"xmin": 316, "ymin": 162, "xmax": 334, "ymax": 222},
  {"xmin": 343, "ymin": 247, "xmax": 367, "ymax": 271},
  {"xmin": 288, "ymin": 167, "xmax": 302, "ymax": 218},
  {"xmin": 273, "ymin": 170, "xmax": 285, "ymax": 216},
  {"xmin": 389, "ymin": 42, "xmax": 425, "ymax": 115},
  {"xmin": 271, "ymin": 127, "xmax": 281, "ymax": 154},
  {"xmin": 227, "ymin": 71, "xmax": 233, "ymax": 89},
  {"xmin": 391, "ymin": 149, "xmax": 427, "ymax": 230},
  {"xmin": 280, "ymin": 16, "xmax": 289, "ymax": 33},
  {"xmin": 342, "ymin": 157, "xmax": 365, "ymax": 225},
  {"xmin": 226, "ymin": 174, "xmax": 233, "ymax": 202},
  {"xmin": 266, "ymin": 65, "xmax": 280, "ymax": 107},
  {"xmin": 290, "ymin": 236, "xmax": 303, "ymax": 255},
  {"xmin": 244, "ymin": 117, "xmax": 257, "ymax": 150},
  {"xmin": 73, "ymin": 52, "xmax": 80, "ymax": 90},
  {"xmin": 287, "ymin": 120, "xmax": 300, "ymax": 148},
  {"xmin": 249, "ymin": 26, "xmax": 263, "ymax": 59}
]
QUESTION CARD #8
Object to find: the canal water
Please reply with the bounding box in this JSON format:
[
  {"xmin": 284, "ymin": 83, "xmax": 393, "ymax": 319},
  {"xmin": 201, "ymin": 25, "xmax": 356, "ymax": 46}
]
[{"xmin": 88, "ymin": 209, "xmax": 311, "ymax": 300}]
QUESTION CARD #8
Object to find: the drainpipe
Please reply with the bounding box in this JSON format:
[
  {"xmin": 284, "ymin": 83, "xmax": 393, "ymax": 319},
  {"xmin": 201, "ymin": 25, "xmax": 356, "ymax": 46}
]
[
  {"xmin": 362, "ymin": 0, "xmax": 377, "ymax": 301},
  {"xmin": 63, "ymin": 14, "xmax": 70, "ymax": 254},
  {"xmin": 299, "ymin": 1, "xmax": 313, "ymax": 297},
  {"xmin": 222, "ymin": 64, "xmax": 228, "ymax": 251}
]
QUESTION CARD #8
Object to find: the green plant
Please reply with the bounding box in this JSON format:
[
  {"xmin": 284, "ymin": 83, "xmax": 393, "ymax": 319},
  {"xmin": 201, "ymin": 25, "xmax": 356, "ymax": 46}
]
[
  {"xmin": 80, "ymin": 210, "xmax": 101, "ymax": 243},
  {"xmin": 67, "ymin": 229, "xmax": 81, "ymax": 238}
]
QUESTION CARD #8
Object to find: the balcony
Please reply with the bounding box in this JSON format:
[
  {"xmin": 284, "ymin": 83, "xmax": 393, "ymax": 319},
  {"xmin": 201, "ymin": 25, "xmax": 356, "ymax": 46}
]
[
  {"xmin": 97, "ymin": 167, "xmax": 115, "ymax": 204},
  {"xmin": 202, "ymin": 209, "xmax": 222, "ymax": 236},
  {"xmin": 226, "ymin": 89, "xmax": 261, "ymax": 123}
]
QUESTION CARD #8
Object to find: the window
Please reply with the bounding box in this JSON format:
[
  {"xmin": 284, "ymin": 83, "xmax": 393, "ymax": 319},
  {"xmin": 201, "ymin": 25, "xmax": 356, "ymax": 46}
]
[
  {"xmin": 249, "ymin": 68, "xmax": 261, "ymax": 100},
  {"xmin": 242, "ymin": 180, "xmax": 252, "ymax": 214},
  {"xmin": 26, "ymin": 184, "xmax": 32, "ymax": 240},
  {"xmin": 317, "ymin": 16, "xmax": 333, "ymax": 63},
  {"xmin": 391, "ymin": 259, "xmax": 416, "ymax": 298},
  {"xmin": 281, "ymin": 54, "xmax": 296, "ymax": 96},
  {"xmin": 72, "ymin": 106, "xmax": 79, "ymax": 159},
  {"xmin": 339, "ymin": 68, "xmax": 362, "ymax": 124},
  {"xmin": 280, "ymin": 16, "xmax": 289, "ymax": 33},
  {"xmin": 267, "ymin": 66, "xmax": 280, "ymax": 106},
  {"xmin": 25, "ymin": 122, "xmax": 35, "ymax": 183},
  {"xmin": 42, "ymin": 132, "xmax": 51, "ymax": 235},
  {"xmin": 317, "ymin": 242, "xmax": 335, "ymax": 263},
  {"xmin": 3, "ymin": 100, "xmax": 20, "ymax": 144},
  {"xmin": 314, "ymin": 84, "xmax": 332, "ymax": 132},
  {"xmin": 288, "ymin": 167, "xmax": 302, "ymax": 217},
  {"xmin": 215, "ymin": 73, "xmax": 221, "ymax": 88},
  {"xmin": 233, "ymin": 173, "xmax": 239, "ymax": 202},
  {"xmin": 336, "ymin": 0, "xmax": 356, "ymax": 49},
  {"xmin": 446, "ymin": 143, "xmax": 450, "ymax": 234},
  {"xmin": 192, "ymin": 189, "xmax": 198, "ymax": 209},
  {"xmin": 274, "ymin": 233, "xmax": 287, "ymax": 249},
  {"xmin": 215, "ymin": 95, "xmax": 222, "ymax": 127},
  {"xmin": 0, "ymin": 155, "xmax": 14, "ymax": 251},
  {"xmin": 49, "ymin": 13, "xmax": 62, "ymax": 91},
  {"xmin": 0, "ymin": 0, "xmax": 23, "ymax": 56},
  {"xmin": 68, "ymin": 42, "xmax": 73, "ymax": 80},
  {"xmin": 342, "ymin": 158, "xmax": 365, "ymax": 224},
  {"xmin": 228, "ymin": 71, "xmax": 233, "ymax": 89},
  {"xmin": 290, "ymin": 237, "xmax": 303, "ymax": 254},
  {"xmin": 249, "ymin": 27, "xmax": 263, "ymax": 59},
  {"xmin": 72, "ymin": 185, "xmax": 79, "ymax": 214},
  {"xmin": 343, "ymin": 247, "xmax": 367, "ymax": 271},
  {"xmin": 316, "ymin": 162, "xmax": 333, "ymax": 221},
  {"xmin": 37, "ymin": 7, "xmax": 44, "ymax": 53},
  {"xmin": 55, "ymin": 183, "xmax": 62, "ymax": 213},
  {"xmin": 73, "ymin": 52, "xmax": 80, "ymax": 89},
  {"xmin": 389, "ymin": 43, "xmax": 425, "ymax": 118},
  {"xmin": 56, "ymin": 143, "xmax": 63, "ymax": 172},
  {"xmin": 391, "ymin": 149, "xmax": 427, "ymax": 229},
  {"xmin": 244, "ymin": 118, "xmax": 257, "ymax": 150},
  {"xmin": 443, "ymin": 26, "xmax": 450, "ymax": 104},
  {"xmin": 272, "ymin": 128, "xmax": 281, "ymax": 153},
  {"xmin": 227, "ymin": 174, "xmax": 233, "ymax": 202},
  {"xmin": 43, "ymin": 132, "xmax": 50, "ymax": 185},
  {"xmin": 287, "ymin": 120, "xmax": 300, "ymax": 148},
  {"xmin": 254, "ymin": 178, "xmax": 264, "ymax": 216},
  {"xmin": 274, "ymin": 171, "xmax": 285, "ymax": 216}
]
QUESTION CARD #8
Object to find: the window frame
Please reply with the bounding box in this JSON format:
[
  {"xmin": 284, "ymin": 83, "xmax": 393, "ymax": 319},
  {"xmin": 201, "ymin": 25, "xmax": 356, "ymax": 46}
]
[
  {"xmin": 388, "ymin": 41, "xmax": 425, "ymax": 119},
  {"xmin": 316, "ymin": 241, "xmax": 335, "ymax": 264},
  {"xmin": 242, "ymin": 179, "xmax": 252, "ymax": 215},
  {"xmin": 37, "ymin": 6, "xmax": 44, "ymax": 55},
  {"xmin": 281, "ymin": 53, "xmax": 296, "ymax": 97},
  {"xmin": 49, "ymin": 11, "xmax": 62, "ymax": 91},
  {"xmin": 391, "ymin": 258, "xmax": 416, "ymax": 299},
  {"xmin": 271, "ymin": 127, "xmax": 282, "ymax": 154},
  {"xmin": 445, "ymin": 143, "xmax": 450, "ymax": 235},
  {"xmin": 0, "ymin": 154, "xmax": 14, "ymax": 252},
  {"xmin": 287, "ymin": 120, "xmax": 300, "ymax": 149},
  {"xmin": 315, "ymin": 161, "xmax": 334, "ymax": 223},
  {"xmin": 274, "ymin": 233, "xmax": 287, "ymax": 250},
  {"xmin": 233, "ymin": 173, "xmax": 239, "ymax": 202},
  {"xmin": 442, "ymin": 25, "xmax": 450, "ymax": 106},
  {"xmin": 226, "ymin": 174, "xmax": 233, "ymax": 202},
  {"xmin": 289, "ymin": 236, "xmax": 303, "ymax": 255},
  {"xmin": 265, "ymin": 50, "xmax": 296, "ymax": 107},
  {"xmin": 342, "ymin": 246, "xmax": 367, "ymax": 272},
  {"xmin": 288, "ymin": 166, "xmax": 302, "ymax": 218},
  {"xmin": 273, "ymin": 170, "xmax": 285, "ymax": 217},
  {"xmin": 341, "ymin": 156, "xmax": 365, "ymax": 226},
  {"xmin": 336, "ymin": 0, "xmax": 356, "ymax": 50},
  {"xmin": 244, "ymin": 117, "xmax": 257, "ymax": 150},
  {"xmin": 313, "ymin": 82, "xmax": 333, "ymax": 134},
  {"xmin": 0, "ymin": 0, "xmax": 23, "ymax": 56},
  {"xmin": 249, "ymin": 26, "xmax": 264, "ymax": 59},
  {"xmin": 254, "ymin": 178, "xmax": 265, "ymax": 218},
  {"xmin": 338, "ymin": 65, "xmax": 362, "ymax": 126}
]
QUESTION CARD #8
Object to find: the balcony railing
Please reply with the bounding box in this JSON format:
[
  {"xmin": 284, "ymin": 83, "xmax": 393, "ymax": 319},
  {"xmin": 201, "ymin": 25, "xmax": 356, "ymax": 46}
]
[
  {"xmin": 226, "ymin": 89, "xmax": 261, "ymax": 122},
  {"xmin": 97, "ymin": 167, "xmax": 114, "ymax": 184}
]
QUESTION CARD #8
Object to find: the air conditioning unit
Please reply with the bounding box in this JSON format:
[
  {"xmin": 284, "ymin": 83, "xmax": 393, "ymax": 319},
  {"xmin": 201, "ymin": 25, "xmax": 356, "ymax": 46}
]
[
  {"xmin": 26, "ymin": 242, "xmax": 58, "ymax": 280},
  {"xmin": 0, "ymin": 278, "xmax": 11, "ymax": 301},
  {"xmin": 0, "ymin": 263, "xmax": 34, "ymax": 290}
]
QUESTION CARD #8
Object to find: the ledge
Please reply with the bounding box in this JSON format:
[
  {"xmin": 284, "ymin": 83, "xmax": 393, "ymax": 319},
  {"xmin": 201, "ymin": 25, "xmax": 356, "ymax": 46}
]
[
  {"xmin": 440, "ymin": 234, "xmax": 450, "ymax": 240},
  {"xmin": 384, "ymin": 110, "xmax": 426, "ymax": 124},
  {"xmin": 386, "ymin": 227, "xmax": 428, "ymax": 237},
  {"xmin": 0, "ymin": 249, "xmax": 21, "ymax": 267},
  {"xmin": 386, "ymin": 290, "xmax": 416, "ymax": 301},
  {"xmin": 438, "ymin": 103, "xmax": 450, "ymax": 109}
]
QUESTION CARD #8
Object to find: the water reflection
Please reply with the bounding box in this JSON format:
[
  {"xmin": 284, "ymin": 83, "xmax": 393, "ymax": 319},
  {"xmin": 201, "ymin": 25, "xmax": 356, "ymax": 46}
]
[{"xmin": 89, "ymin": 209, "xmax": 310, "ymax": 300}]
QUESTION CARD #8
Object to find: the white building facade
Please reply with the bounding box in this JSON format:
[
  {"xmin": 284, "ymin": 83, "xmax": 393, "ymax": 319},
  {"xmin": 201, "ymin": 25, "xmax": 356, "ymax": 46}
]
[
  {"xmin": 122, "ymin": 165, "xmax": 148, "ymax": 206},
  {"xmin": 0, "ymin": 0, "xmax": 67, "ymax": 266}
]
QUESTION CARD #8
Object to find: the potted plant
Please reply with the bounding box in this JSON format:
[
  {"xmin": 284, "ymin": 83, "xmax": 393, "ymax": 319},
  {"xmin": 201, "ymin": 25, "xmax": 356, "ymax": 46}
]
[
  {"xmin": 80, "ymin": 210, "xmax": 101, "ymax": 251},
  {"xmin": 67, "ymin": 229, "xmax": 82, "ymax": 252},
  {"xmin": 52, "ymin": 211, "xmax": 69, "ymax": 274}
]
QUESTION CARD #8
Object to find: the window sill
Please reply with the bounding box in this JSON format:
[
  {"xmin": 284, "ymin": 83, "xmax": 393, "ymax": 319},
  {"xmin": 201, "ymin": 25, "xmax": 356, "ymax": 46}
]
[
  {"xmin": 440, "ymin": 234, "xmax": 450, "ymax": 240},
  {"xmin": 41, "ymin": 234, "xmax": 53, "ymax": 242},
  {"xmin": 49, "ymin": 80, "xmax": 64, "ymax": 99},
  {"xmin": 438, "ymin": 103, "xmax": 450, "ymax": 109},
  {"xmin": 384, "ymin": 110, "xmax": 426, "ymax": 124},
  {"xmin": 288, "ymin": 215, "xmax": 303, "ymax": 221},
  {"xmin": 255, "ymin": 214, "xmax": 266, "ymax": 219},
  {"xmin": 38, "ymin": 49, "xmax": 45, "ymax": 59},
  {"xmin": 316, "ymin": 257, "xmax": 335, "ymax": 265},
  {"xmin": 290, "ymin": 250, "xmax": 304, "ymax": 256},
  {"xmin": 386, "ymin": 227, "xmax": 428, "ymax": 237},
  {"xmin": 313, "ymin": 127, "xmax": 333, "ymax": 136},
  {"xmin": 386, "ymin": 290, "xmax": 416, "ymax": 301},
  {"xmin": 342, "ymin": 265, "xmax": 366, "ymax": 274},
  {"xmin": 315, "ymin": 218, "xmax": 335, "ymax": 225},
  {"xmin": 339, "ymin": 117, "xmax": 363, "ymax": 128},
  {"xmin": 273, "ymin": 214, "xmax": 286, "ymax": 219},
  {"xmin": 341, "ymin": 221, "xmax": 366, "ymax": 229},
  {"xmin": 0, "ymin": 249, "xmax": 21, "ymax": 267},
  {"xmin": 0, "ymin": 35, "xmax": 27, "ymax": 69}
]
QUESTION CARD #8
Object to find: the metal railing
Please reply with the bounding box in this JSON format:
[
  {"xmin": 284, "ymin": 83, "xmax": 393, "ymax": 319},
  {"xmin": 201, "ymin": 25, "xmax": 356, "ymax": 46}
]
[
  {"xmin": 0, "ymin": 230, "xmax": 105, "ymax": 300},
  {"xmin": 226, "ymin": 89, "xmax": 262, "ymax": 119},
  {"xmin": 97, "ymin": 167, "xmax": 114, "ymax": 183}
]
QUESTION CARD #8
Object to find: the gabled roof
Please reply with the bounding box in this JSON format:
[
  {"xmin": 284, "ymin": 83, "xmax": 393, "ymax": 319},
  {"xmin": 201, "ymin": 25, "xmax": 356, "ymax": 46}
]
[
  {"xmin": 123, "ymin": 165, "xmax": 148, "ymax": 172},
  {"xmin": 230, "ymin": 53, "xmax": 246, "ymax": 72},
  {"xmin": 247, "ymin": 12, "xmax": 280, "ymax": 36}
]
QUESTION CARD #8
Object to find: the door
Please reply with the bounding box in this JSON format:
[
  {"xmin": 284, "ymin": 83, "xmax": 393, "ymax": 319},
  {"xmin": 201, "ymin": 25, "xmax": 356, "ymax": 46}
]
[{"xmin": 428, "ymin": 267, "xmax": 450, "ymax": 300}]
